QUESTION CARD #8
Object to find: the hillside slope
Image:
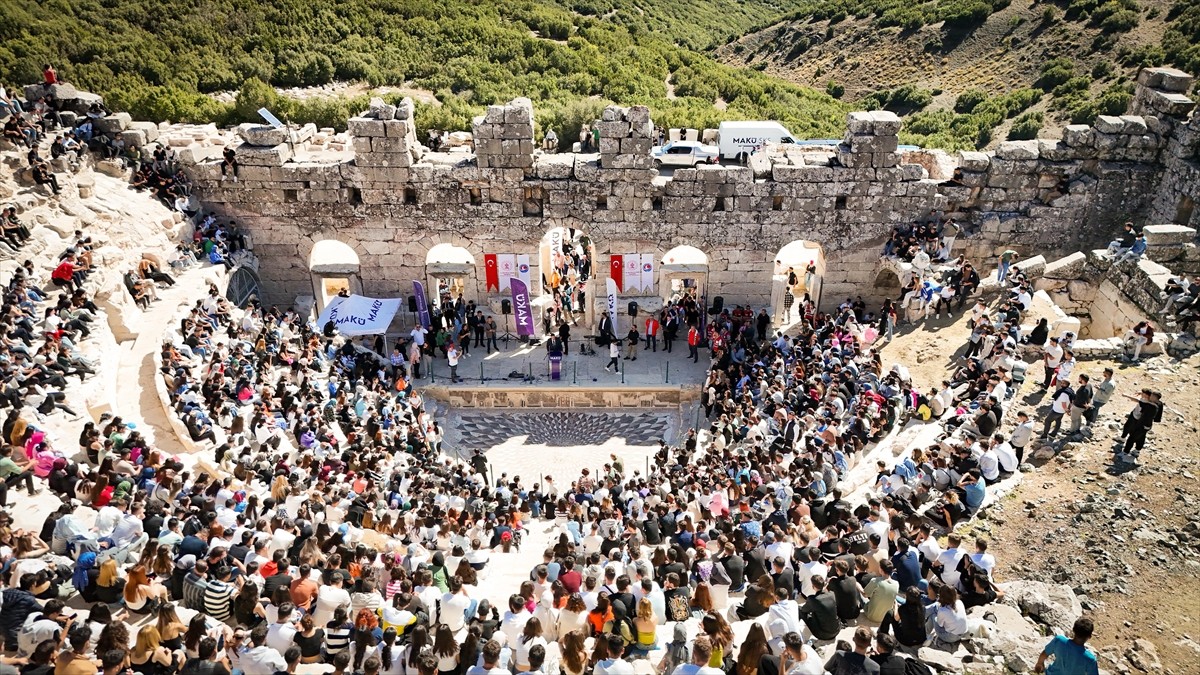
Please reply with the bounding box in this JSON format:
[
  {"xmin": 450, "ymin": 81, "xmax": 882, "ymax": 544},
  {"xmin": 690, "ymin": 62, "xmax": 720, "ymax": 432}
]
[{"xmin": 717, "ymin": 0, "xmax": 1189, "ymax": 146}]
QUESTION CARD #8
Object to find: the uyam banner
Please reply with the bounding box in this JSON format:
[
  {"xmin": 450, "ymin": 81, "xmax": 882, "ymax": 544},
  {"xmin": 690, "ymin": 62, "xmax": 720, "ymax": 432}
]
[
  {"xmin": 606, "ymin": 277, "xmax": 619, "ymax": 336},
  {"xmin": 412, "ymin": 281, "xmax": 432, "ymax": 330},
  {"xmin": 510, "ymin": 279, "xmax": 536, "ymax": 337},
  {"xmin": 316, "ymin": 294, "xmax": 402, "ymax": 336}
]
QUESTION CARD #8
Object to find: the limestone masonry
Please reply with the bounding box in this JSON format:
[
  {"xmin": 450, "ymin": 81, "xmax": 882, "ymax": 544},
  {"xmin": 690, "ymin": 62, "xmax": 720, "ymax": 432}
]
[{"xmin": 155, "ymin": 67, "xmax": 1200, "ymax": 314}]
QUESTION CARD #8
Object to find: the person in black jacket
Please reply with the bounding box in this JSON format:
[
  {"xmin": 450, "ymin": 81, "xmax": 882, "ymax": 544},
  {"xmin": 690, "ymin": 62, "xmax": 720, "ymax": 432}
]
[
  {"xmin": 871, "ymin": 634, "xmax": 909, "ymax": 675},
  {"xmin": 828, "ymin": 560, "xmax": 864, "ymax": 623},
  {"xmin": 880, "ymin": 586, "xmax": 928, "ymax": 649},
  {"xmin": 1, "ymin": 577, "xmax": 43, "ymax": 650},
  {"xmin": 718, "ymin": 544, "xmax": 745, "ymax": 591},
  {"xmin": 797, "ymin": 575, "xmax": 840, "ymax": 641}
]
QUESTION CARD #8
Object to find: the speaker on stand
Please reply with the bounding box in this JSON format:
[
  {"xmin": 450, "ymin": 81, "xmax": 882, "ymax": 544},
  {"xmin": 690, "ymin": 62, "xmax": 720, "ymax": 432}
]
[
  {"xmin": 499, "ymin": 298, "xmax": 517, "ymax": 347},
  {"xmin": 407, "ymin": 295, "xmax": 418, "ymax": 328}
]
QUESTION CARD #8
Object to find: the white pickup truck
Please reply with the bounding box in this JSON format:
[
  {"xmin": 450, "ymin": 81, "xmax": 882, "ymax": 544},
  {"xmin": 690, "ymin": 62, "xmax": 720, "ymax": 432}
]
[{"xmin": 650, "ymin": 140, "xmax": 720, "ymax": 168}]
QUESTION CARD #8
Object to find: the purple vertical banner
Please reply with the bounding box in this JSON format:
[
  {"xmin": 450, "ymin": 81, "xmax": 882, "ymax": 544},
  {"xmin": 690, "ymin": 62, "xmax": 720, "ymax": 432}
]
[
  {"xmin": 510, "ymin": 279, "xmax": 535, "ymax": 337},
  {"xmin": 412, "ymin": 281, "xmax": 431, "ymax": 330}
]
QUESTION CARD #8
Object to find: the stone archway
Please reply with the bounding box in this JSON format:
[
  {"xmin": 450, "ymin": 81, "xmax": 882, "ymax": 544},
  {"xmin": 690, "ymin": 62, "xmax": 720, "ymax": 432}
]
[
  {"xmin": 772, "ymin": 240, "xmax": 825, "ymax": 325},
  {"xmin": 308, "ymin": 239, "xmax": 361, "ymax": 312},
  {"xmin": 538, "ymin": 224, "xmax": 597, "ymax": 328},
  {"xmin": 426, "ymin": 243, "xmax": 476, "ymax": 310},
  {"xmin": 660, "ymin": 245, "xmax": 709, "ymax": 305}
]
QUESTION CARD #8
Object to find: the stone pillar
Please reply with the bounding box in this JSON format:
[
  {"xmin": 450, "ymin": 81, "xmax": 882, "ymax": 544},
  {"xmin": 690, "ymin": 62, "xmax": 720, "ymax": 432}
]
[
  {"xmin": 349, "ymin": 97, "xmax": 421, "ymax": 168},
  {"xmin": 839, "ymin": 111, "xmax": 901, "ymax": 169},
  {"xmin": 472, "ymin": 98, "xmax": 534, "ymax": 171},
  {"xmin": 598, "ymin": 105, "xmax": 654, "ymax": 170}
]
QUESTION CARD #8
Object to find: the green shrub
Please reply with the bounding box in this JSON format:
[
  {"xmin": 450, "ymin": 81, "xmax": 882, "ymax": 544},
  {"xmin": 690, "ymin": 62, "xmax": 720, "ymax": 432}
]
[
  {"xmin": 955, "ymin": 88, "xmax": 988, "ymax": 113},
  {"xmin": 1007, "ymin": 111, "xmax": 1043, "ymax": 140},
  {"xmin": 1120, "ymin": 44, "xmax": 1166, "ymax": 67},
  {"xmin": 825, "ymin": 80, "xmax": 845, "ymax": 98},
  {"xmin": 1091, "ymin": 61, "xmax": 1114, "ymax": 79},
  {"xmin": 1100, "ymin": 8, "xmax": 1140, "ymax": 31},
  {"xmin": 1036, "ymin": 57, "xmax": 1075, "ymax": 90},
  {"xmin": 861, "ymin": 84, "xmax": 934, "ymax": 113},
  {"xmin": 1041, "ymin": 6, "xmax": 1058, "ymax": 23}
]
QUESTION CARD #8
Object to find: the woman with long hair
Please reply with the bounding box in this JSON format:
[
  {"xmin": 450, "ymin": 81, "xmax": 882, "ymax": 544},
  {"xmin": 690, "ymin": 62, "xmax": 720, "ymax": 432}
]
[
  {"xmin": 372, "ymin": 627, "xmax": 403, "ymax": 675},
  {"xmin": 182, "ymin": 615, "xmax": 210, "ymax": 659},
  {"xmin": 323, "ymin": 606, "xmax": 354, "ymax": 657},
  {"xmin": 431, "ymin": 623, "xmax": 460, "ymax": 675},
  {"xmin": 95, "ymin": 621, "xmax": 131, "ymax": 660},
  {"xmin": 401, "ymin": 624, "xmax": 429, "ymax": 673},
  {"xmin": 735, "ymin": 623, "xmax": 770, "ymax": 675},
  {"xmin": 94, "ymin": 557, "xmax": 125, "ymax": 604},
  {"xmin": 124, "ymin": 564, "xmax": 168, "ymax": 614},
  {"xmin": 735, "ymin": 574, "xmax": 774, "ymax": 620},
  {"xmin": 701, "ymin": 611, "xmax": 734, "ymax": 670},
  {"xmin": 156, "ymin": 604, "xmax": 188, "ymax": 651},
  {"xmin": 689, "ymin": 583, "xmax": 715, "ymax": 617},
  {"xmin": 130, "ymin": 626, "xmax": 180, "ymax": 675},
  {"xmin": 457, "ymin": 626, "xmax": 483, "ymax": 673},
  {"xmin": 630, "ymin": 597, "xmax": 658, "ymax": 656},
  {"xmin": 513, "ymin": 617, "xmax": 545, "ymax": 673},
  {"xmin": 560, "ymin": 630, "xmax": 588, "ymax": 675},
  {"xmin": 557, "ymin": 593, "xmax": 588, "ymax": 641},
  {"xmin": 234, "ymin": 579, "xmax": 267, "ymax": 627}
]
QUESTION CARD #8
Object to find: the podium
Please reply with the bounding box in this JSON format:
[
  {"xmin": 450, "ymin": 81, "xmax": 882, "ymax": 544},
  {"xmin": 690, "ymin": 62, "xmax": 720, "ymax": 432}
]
[{"xmin": 548, "ymin": 353, "xmax": 563, "ymax": 380}]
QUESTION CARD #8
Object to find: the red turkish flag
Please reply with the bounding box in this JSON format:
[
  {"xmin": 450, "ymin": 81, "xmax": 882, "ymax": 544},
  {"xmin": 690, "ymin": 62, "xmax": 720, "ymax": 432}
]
[
  {"xmin": 610, "ymin": 254, "xmax": 623, "ymax": 292},
  {"xmin": 484, "ymin": 254, "xmax": 499, "ymax": 292}
]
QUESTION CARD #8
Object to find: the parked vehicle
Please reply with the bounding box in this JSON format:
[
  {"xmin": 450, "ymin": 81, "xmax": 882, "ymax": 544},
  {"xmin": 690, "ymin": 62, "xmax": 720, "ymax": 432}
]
[
  {"xmin": 717, "ymin": 121, "xmax": 798, "ymax": 162},
  {"xmin": 650, "ymin": 140, "xmax": 720, "ymax": 168}
]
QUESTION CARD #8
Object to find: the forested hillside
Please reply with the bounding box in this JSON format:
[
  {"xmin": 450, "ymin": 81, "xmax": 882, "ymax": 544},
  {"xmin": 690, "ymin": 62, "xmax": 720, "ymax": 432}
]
[
  {"xmin": 0, "ymin": 0, "xmax": 851, "ymax": 141},
  {"xmin": 2, "ymin": 0, "xmax": 1196, "ymax": 150}
]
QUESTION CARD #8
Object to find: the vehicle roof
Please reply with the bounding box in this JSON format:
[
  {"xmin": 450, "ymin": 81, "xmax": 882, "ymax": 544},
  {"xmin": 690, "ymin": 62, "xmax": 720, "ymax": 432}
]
[{"xmin": 717, "ymin": 120, "xmax": 792, "ymax": 132}]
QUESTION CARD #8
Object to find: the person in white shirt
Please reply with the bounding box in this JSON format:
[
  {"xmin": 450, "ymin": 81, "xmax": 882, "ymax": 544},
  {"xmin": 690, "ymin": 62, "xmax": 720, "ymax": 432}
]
[
  {"xmin": 669, "ymin": 636, "xmax": 724, "ymax": 675},
  {"xmin": 441, "ymin": 577, "xmax": 473, "ymax": 637},
  {"xmin": 970, "ymin": 538, "xmax": 997, "ymax": 579},
  {"xmin": 931, "ymin": 587, "xmax": 970, "ymax": 645},
  {"xmin": 500, "ymin": 595, "xmax": 531, "ymax": 648},
  {"xmin": 311, "ymin": 576, "xmax": 351, "ymax": 626},
  {"xmin": 1009, "ymin": 412, "xmax": 1035, "ymax": 463},
  {"xmin": 1041, "ymin": 337, "xmax": 1063, "ymax": 388},
  {"xmin": 1041, "ymin": 383, "xmax": 1073, "ymax": 439},
  {"xmin": 916, "ymin": 525, "xmax": 943, "ymax": 567},
  {"xmin": 265, "ymin": 602, "xmax": 298, "ymax": 655},
  {"xmin": 794, "ymin": 548, "xmax": 827, "ymax": 598},
  {"xmin": 977, "ymin": 442, "xmax": 1000, "ymax": 483},
  {"xmin": 934, "ymin": 534, "xmax": 967, "ymax": 590},
  {"xmin": 992, "ymin": 435, "xmax": 1019, "ymax": 475},
  {"xmin": 779, "ymin": 631, "xmax": 824, "ymax": 675},
  {"xmin": 236, "ymin": 625, "xmax": 288, "ymax": 675}
]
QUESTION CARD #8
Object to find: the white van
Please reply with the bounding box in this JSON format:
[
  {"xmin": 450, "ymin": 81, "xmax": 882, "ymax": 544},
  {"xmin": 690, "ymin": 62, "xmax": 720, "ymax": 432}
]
[{"xmin": 717, "ymin": 121, "xmax": 798, "ymax": 162}]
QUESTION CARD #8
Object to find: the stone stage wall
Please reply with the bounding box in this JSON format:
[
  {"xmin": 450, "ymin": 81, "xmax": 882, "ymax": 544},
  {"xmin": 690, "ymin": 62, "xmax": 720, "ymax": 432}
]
[{"xmin": 173, "ymin": 68, "xmax": 1200, "ymax": 314}]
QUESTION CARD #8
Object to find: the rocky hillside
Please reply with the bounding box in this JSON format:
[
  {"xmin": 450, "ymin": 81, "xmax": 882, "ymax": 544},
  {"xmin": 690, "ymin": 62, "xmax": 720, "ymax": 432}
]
[{"xmin": 717, "ymin": 0, "xmax": 1191, "ymax": 147}]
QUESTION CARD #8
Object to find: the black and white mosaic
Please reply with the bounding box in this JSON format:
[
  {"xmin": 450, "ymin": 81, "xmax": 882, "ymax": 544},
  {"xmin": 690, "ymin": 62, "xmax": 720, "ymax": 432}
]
[{"xmin": 453, "ymin": 411, "xmax": 671, "ymax": 448}]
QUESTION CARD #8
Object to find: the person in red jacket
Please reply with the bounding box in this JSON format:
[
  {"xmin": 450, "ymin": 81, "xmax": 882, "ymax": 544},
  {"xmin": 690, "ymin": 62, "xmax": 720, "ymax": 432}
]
[
  {"xmin": 643, "ymin": 315, "xmax": 660, "ymax": 352},
  {"xmin": 687, "ymin": 324, "xmax": 700, "ymax": 363},
  {"xmin": 51, "ymin": 255, "xmax": 77, "ymax": 291}
]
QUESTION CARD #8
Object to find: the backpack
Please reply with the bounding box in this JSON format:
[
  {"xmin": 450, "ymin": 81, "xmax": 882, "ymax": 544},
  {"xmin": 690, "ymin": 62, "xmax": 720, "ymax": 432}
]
[{"xmin": 903, "ymin": 657, "xmax": 935, "ymax": 675}]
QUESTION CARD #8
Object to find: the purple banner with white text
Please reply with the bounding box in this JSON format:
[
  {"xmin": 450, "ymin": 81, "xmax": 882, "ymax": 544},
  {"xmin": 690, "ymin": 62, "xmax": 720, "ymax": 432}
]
[
  {"xmin": 412, "ymin": 280, "xmax": 432, "ymax": 330},
  {"xmin": 510, "ymin": 279, "xmax": 535, "ymax": 337}
]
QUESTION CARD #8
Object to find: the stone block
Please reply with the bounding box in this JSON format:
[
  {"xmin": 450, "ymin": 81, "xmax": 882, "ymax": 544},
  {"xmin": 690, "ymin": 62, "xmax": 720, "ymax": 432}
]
[
  {"xmin": 1062, "ymin": 125, "xmax": 1094, "ymax": 147},
  {"xmin": 94, "ymin": 112, "xmax": 131, "ymax": 134},
  {"xmin": 1043, "ymin": 251, "xmax": 1087, "ymax": 279},
  {"xmin": 995, "ymin": 140, "xmax": 1040, "ymax": 160},
  {"xmin": 484, "ymin": 105, "xmax": 506, "ymax": 124},
  {"xmin": 128, "ymin": 121, "xmax": 159, "ymax": 143},
  {"xmin": 235, "ymin": 143, "xmax": 293, "ymax": 167},
  {"xmin": 237, "ymin": 123, "xmax": 287, "ymax": 146},
  {"xmin": 119, "ymin": 129, "xmax": 147, "ymax": 148},
  {"xmin": 1037, "ymin": 140, "xmax": 1071, "ymax": 161},
  {"xmin": 1094, "ymin": 115, "xmax": 1125, "ymax": 134},
  {"xmin": 348, "ymin": 117, "xmax": 386, "ymax": 138},
  {"xmin": 383, "ymin": 119, "xmax": 413, "ymax": 138},
  {"xmin": 899, "ymin": 163, "xmax": 927, "ymax": 180},
  {"xmin": 1143, "ymin": 223, "xmax": 1197, "ymax": 247},
  {"xmin": 368, "ymin": 96, "xmax": 395, "ymax": 120},
  {"xmin": 396, "ymin": 97, "xmax": 414, "ymax": 121},
  {"xmin": 1147, "ymin": 90, "xmax": 1196, "ymax": 117},
  {"xmin": 1119, "ymin": 115, "xmax": 1148, "ymax": 135},
  {"xmin": 620, "ymin": 138, "xmax": 652, "ymax": 155},
  {"xmin": 598, "ymin": 120, "xmax": 630, "ymax": 137},
  {"xmin": 1138, "ymin": 66, "xmax": 1195, "ymax": 93},
  {"xmin": 957, "ymin": 150, "xmax": 990, "ymax": 172},
  {"xmin": 868, "ymin": 110, "xmax": 901, "ymax": 135},
  {"xmin": 846, "ymin": 111, "xmax": 873, "ymax": 134}
]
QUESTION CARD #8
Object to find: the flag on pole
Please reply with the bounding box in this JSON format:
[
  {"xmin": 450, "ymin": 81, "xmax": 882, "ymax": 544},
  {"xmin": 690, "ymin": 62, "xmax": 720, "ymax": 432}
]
[
  {"xmin": 484, "ymin": 253, "xmax": 499, "ymax": 292},
  {"xmin": 610, "ymin": 254, "xmax": 624, "ymax": 292},
  {"xmin": 497, "ymin": 254, "xmax": 516, "ymax": 292},
  {"xmin": 606, "ymin": 277, "xmax": 620, "ymax": 336},
  {"xmin": 516, "ymin": 254, "xmax": 531, "ymax": 289},
  {"xmin": 625, "ymin": 255, "xmax": 642, "ymax": 293},
  {"xmin": 640, "ymin": 253, "xmax": 655, "ymax": 293}
]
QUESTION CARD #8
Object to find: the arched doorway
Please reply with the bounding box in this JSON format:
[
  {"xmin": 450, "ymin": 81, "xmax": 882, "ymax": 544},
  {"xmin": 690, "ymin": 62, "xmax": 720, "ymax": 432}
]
[
  {"xmin": 660, "ymin": 245, "xmax": 708, "ymax": 305},
  {"xmin": 772, "ymin": 240, "xmax": 825, "ymax": 325},
  {"xmin": 226, "ymin": 267, "xmax": 262, "ymax": 308},
  {"xmin": 426, "ymin": 243, "xmax": 476, "ymax": 310},
  {"xmin": 538, "ymin": 225, "xmax": 597, "ymax": 328},
  {"xmin": 308, "ymin": 240, "xmax": 361, "ymax": 312}
]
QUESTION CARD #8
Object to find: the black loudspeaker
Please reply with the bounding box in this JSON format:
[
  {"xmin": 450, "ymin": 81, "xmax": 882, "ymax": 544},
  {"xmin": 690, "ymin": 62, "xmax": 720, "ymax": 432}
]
[
  {"xmin": 709, "ymin": 296, "xmax": 724, "ymax": 315},
  {"xmin": 502, "ymin": 299, "xmax": 512, "ymax": 315},
  {"xmin": 628, "ymin": 301, "xmax": 638, "ymax": 318},
  {"xmin": 407, "ymin": 295, "xmax": 418, "ymax": 312}
]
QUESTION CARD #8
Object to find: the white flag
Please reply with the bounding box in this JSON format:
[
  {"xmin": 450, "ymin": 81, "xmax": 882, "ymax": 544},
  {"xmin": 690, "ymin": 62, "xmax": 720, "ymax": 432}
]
[
  {"xmin": 606, "ymin": 277, "xmax": 620, "ymax": 335},
  {"xmin": 517, "ymin": 254, "xmax": 532, "ymax": 289},
  {"xmin": 640, "ymin": 253, "xmax": 655, "ymax": 294},
  {"xmin": 625, "ymin": 255, "xmax": 642, "ymax": 293},
  {"xmin": 497, "ymin": 254, "xmax": 516, "ymax": 293}
]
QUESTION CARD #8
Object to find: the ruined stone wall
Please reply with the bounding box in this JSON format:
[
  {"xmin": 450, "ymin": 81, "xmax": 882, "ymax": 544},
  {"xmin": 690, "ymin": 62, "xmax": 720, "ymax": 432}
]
[{"xmin": 173, "ymin": 68, "xmax": 1200, "ymax": 313}]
